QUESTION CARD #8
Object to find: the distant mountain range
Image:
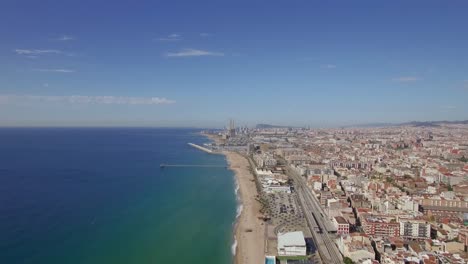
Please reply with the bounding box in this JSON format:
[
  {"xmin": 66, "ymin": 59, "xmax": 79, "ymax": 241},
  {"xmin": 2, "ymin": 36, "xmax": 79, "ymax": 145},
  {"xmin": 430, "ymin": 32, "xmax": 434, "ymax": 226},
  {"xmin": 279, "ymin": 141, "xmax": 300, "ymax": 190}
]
[
  {"xmin": 401, "ymin": 120, "xmax": 468, "ymax": 127},
  {"xmin": 344, "ymin": 120, "xmax": 468, "ymax": 128},
  {"xmin": 255, "ymin": 124, "xmax": 292, "ymax": 129},
  {"xmin": 256, "ymin": 120, "xmax": 468, "ymax": 129}
]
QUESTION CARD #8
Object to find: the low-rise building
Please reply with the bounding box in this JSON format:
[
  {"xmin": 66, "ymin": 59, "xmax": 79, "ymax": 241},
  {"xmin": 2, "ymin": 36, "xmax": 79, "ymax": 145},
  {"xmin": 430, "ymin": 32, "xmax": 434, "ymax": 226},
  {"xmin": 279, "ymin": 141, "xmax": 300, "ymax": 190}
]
[{"xmin": 277, "ymin": 231, "xmax": 307, "ymax": 256}]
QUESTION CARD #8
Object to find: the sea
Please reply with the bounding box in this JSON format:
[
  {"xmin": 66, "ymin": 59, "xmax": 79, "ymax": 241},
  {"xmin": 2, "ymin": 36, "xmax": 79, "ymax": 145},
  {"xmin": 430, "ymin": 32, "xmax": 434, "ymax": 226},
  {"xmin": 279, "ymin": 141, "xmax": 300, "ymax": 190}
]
[{"xmin": 0, "ymin": 128, "xmax": 238, "ymax": 264}]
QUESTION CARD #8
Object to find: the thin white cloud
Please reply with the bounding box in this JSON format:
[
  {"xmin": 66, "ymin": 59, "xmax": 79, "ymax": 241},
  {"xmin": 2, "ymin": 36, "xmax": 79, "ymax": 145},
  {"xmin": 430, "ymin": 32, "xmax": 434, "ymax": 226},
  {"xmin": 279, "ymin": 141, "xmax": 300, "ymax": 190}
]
[
  {"xmin": 392, "ymin": 76, "xmax": 421, "ymax": 82},
  {"xmin": 440, "ymin": 105, "xmax": 457, "ymax": 110},
  {"xmin": 14, "ymin": 49, "xmax": 62, "ymax": 55},
  {"xmin": 157, "ymin": 33, "xmax": 182, "ymax": 41},
  {"xmin": 165, "ymin": 48, "xmax": 224, "ymax": 57},
  {"xmin": 320, "ymin": 64, "xmax": 336, "ymax": 69},
  {"xmin": 55, "ymin": 35, "xmax": 75, "ymax": 41},
  {"xmin": 14, "ymin": 49, "xmax": 75, "ymax": 57},
  {"xmin": 200, "ymin": 33, "xmax": 212, "ymax": 37},
  {"xmin": 0, "ymin": 95, "xmax": 175, "ymax": 105},
  {"xmin": 33, "ymin": 69, "xmax": 75, "ymax": 73}
]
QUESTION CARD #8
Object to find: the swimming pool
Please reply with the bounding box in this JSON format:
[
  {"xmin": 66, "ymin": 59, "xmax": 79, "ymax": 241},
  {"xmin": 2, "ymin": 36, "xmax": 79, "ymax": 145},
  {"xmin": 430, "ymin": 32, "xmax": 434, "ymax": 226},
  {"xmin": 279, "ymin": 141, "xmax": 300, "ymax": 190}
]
[{"xmin": 265, "ymin": 256, "xmax": 276, "ymax": 264}]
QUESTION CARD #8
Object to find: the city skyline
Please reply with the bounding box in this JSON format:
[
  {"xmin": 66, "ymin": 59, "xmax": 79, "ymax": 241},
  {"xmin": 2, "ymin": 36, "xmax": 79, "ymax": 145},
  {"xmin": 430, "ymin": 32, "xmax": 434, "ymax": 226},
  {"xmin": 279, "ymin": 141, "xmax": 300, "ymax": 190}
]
[{"xmin": 1, "ymin": 1, "xmax": 467, "ymax": 127}]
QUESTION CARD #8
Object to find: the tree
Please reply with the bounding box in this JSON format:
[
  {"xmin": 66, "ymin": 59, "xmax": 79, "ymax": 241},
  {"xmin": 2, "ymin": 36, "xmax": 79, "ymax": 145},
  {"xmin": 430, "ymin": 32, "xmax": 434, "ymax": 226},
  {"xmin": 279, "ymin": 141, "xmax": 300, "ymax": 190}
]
[
  {"xmin": 344, "ymin": 257, "xmax": 354, "ymax": 264},
  {"xmin": 448, "ymin": 184, "xmax": 453, "ymax": 191}
]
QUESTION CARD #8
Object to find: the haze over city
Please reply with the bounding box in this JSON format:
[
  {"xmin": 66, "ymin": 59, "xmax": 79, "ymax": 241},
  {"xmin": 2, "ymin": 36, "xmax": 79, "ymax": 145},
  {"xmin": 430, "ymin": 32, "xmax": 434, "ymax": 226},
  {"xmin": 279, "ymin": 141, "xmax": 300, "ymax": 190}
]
[{"xmin": 1, "ymin": 1, "xmax": 467, "ymax": 127}]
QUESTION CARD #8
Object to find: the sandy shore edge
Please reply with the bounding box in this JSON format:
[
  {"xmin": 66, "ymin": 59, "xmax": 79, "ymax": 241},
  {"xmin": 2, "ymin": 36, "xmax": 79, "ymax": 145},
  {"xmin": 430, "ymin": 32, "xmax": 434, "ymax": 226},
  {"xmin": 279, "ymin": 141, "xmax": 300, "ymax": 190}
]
[
  {"xmin": 201, "ymin": 133, "xmax": 265, "ymax": 263},
  {"xmin": 223, "ymin": 151, "xmax": 265, "ymax": 264}
]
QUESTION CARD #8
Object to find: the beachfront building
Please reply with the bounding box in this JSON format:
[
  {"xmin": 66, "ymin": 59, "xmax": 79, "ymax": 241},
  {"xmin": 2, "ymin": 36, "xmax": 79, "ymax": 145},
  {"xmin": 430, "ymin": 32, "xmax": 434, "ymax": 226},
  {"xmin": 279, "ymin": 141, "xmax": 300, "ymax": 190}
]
[
  {"xmin": 254, "ymin": 153, "xmax": 277, "ymax": 167},
  {"xmin": 255, "ymin": 168, "xmax": 274, "ymax": 176},
  {"xmin": 277, "ymin": 231, "xmax": 307, "ymax": 256},
  {"xmin": 259, "ymin": 175, "xmax": 291, "ymax": 194}
]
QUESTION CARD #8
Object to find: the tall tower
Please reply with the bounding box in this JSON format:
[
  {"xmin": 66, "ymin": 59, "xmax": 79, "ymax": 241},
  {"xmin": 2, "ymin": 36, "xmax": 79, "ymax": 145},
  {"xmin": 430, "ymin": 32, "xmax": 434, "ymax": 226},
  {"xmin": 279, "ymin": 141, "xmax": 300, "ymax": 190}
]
[{"xmin": 229, "ymin": 119, "xmax": 236, "ymax": 137}]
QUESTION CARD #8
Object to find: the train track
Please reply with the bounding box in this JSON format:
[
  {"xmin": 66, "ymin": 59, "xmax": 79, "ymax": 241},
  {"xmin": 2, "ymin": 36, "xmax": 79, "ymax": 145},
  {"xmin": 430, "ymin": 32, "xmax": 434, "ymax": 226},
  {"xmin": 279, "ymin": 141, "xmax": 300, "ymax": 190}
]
[{"xmin": 287, "ymin": 168, "xmax": 343, "ymax": 264}]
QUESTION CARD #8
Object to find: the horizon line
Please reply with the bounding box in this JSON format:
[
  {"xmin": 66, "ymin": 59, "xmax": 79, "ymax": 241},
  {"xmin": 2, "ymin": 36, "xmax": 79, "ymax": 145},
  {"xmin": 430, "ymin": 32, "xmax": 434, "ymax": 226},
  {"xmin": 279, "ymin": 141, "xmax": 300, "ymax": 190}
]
[{"xmin": 1, "ymin": 118, "xmax": 467, "ymax": 130}]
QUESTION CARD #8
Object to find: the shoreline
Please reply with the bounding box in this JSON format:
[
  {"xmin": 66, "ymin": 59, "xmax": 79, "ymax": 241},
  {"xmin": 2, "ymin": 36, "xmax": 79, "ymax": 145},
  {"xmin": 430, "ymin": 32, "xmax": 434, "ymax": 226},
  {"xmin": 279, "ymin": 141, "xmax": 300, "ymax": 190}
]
[
  {"xmin": 202, "ymin": 132, "xmax": 225, "ymax": 145},
  {"xmin": 201, "ymin": 132, "xmax": 265, "ymax": 263},
  {"xmin": 224, "ymin": 151, "xmax": 265, "ymax": 264}
]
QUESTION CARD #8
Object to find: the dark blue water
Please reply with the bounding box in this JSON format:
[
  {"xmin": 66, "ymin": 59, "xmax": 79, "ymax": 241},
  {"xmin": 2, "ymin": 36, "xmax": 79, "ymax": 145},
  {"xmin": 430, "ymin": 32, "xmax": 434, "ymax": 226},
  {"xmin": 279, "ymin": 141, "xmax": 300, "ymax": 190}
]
[{"xmin": 0, "ymin": 128, "xmax": 237, "ymax": 264}]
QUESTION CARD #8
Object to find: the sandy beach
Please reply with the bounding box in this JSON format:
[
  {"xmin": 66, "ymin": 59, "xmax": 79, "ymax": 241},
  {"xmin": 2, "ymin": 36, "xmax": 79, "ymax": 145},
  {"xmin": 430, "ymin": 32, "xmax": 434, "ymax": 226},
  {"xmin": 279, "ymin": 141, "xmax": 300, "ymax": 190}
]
[{"xmin": 224, "ymin": 151, "xmax": 265, "ymax": 264}]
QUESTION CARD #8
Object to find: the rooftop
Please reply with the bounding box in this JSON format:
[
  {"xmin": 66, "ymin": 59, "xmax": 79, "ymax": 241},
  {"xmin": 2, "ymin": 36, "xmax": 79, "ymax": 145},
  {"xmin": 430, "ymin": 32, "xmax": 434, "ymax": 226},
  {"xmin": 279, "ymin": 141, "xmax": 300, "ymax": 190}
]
[
  {"xmin": 278, "ymin": 231, "xmax": 306, "ymax": 247},
  {"xmin": 334, "ymin": 216, "xmax": 348, "ymax": 224}
]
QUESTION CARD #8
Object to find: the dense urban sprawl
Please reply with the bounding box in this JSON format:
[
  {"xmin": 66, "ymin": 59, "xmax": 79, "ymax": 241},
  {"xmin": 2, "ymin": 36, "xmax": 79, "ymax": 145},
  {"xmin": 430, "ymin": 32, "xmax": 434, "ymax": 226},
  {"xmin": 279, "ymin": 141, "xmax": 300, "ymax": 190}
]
[{"xmin": 206, "ymin": 123, "xmax": 468, "ymax": 264}]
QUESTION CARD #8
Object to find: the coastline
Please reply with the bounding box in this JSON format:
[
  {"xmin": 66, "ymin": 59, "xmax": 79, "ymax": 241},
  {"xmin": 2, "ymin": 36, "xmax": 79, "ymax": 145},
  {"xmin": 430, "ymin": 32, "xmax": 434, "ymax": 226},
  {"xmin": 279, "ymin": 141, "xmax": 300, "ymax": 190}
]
[
  {"xmin": 203, "ymin": 133, "xmax": 225, "ymax": 145},
  {"xmin": 224, "ymin": 151, "xmax": 265, "ymax": 264}
]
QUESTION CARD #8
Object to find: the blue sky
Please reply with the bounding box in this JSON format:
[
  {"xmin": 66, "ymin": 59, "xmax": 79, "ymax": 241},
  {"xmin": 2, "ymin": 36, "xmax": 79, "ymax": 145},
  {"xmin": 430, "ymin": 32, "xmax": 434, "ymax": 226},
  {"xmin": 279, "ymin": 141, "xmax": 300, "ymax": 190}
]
[{"xmin": 1, "ymin": 0, "xmax": 467, "ymax": 127}]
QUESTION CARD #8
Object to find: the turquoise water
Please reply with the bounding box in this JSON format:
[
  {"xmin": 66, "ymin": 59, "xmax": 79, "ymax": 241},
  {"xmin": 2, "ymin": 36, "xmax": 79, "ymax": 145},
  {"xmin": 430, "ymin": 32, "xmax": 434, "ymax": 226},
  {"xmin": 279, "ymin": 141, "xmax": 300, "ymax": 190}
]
[
  {"xmin": 265, "ymin": 256, "xmax": 276, "ymax": 264},
  {"xmin": 0, "ymin": 128, "xmax": 237, "ymax": 263}
]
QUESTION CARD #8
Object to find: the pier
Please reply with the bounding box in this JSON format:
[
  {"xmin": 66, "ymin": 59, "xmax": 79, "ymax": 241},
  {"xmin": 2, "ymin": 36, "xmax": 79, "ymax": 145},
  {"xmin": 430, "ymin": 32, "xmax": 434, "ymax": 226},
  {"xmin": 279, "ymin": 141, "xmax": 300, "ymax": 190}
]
[{"xmin": 188, "ymin": 143, "xmax": 214, "ymax": 153}]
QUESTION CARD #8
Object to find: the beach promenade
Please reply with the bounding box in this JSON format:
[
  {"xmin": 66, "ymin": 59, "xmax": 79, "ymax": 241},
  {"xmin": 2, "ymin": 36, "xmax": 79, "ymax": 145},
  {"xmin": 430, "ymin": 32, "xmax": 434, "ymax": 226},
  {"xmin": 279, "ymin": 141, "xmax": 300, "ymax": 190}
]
[{"xmin": 224, "ymin": 151, "xmax": 265, "ymax": 264}]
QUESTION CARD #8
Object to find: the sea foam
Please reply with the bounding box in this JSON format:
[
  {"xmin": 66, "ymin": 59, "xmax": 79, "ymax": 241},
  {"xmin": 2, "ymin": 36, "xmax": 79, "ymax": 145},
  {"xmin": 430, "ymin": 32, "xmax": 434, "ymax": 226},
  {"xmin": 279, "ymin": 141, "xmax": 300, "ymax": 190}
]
[
  {"xmin": 231, "ymin": 236, "xmax": 238, "ymax": 256},
  {"xmin": 234, "ymin": 177, "xmax": 240, "ymax": 196},
  {"xmin": 236, "ymin": 204, "xmax": 244, "ymax": 219},
  {"xmin": 232, "ymin": 169, "xmax": 242, "ymax": 257},
  {"xmin": 234, "ymin": 177, "xmax": 243, "ymax": 218}
]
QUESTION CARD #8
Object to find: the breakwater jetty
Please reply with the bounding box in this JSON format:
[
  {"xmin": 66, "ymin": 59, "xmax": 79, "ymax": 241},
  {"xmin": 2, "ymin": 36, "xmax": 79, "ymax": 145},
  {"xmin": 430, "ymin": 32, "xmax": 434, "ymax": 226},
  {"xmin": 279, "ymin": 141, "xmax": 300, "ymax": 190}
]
[{"xmin": 188, "ymin": 142, "xmax": 213, "ymax": 153}]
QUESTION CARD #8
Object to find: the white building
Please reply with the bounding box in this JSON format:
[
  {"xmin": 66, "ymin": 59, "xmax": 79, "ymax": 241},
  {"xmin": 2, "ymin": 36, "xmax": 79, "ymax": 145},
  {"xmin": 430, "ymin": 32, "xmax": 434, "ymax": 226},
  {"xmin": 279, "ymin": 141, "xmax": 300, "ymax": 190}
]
[
  {"xmin": 397, "ymin": 196, "xmax": 419, "ymax": 213},
  {"xmin": 255, "ymin": 168, "xmax": 273, "ymax": 176},
  {"xmin": 313, "ymin": 181, "xmax": 322, "ymax": 191},
  {"xmin": 277, "ymin": 231, "xmax": 307, "ymax": 256},
  {"xmin": 399, "ymin": 219, "xmax": 430, "ymax": 239},
  {"xmin": 254, "ymin": 153, "xmax": 277, "ymax": 167}
]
